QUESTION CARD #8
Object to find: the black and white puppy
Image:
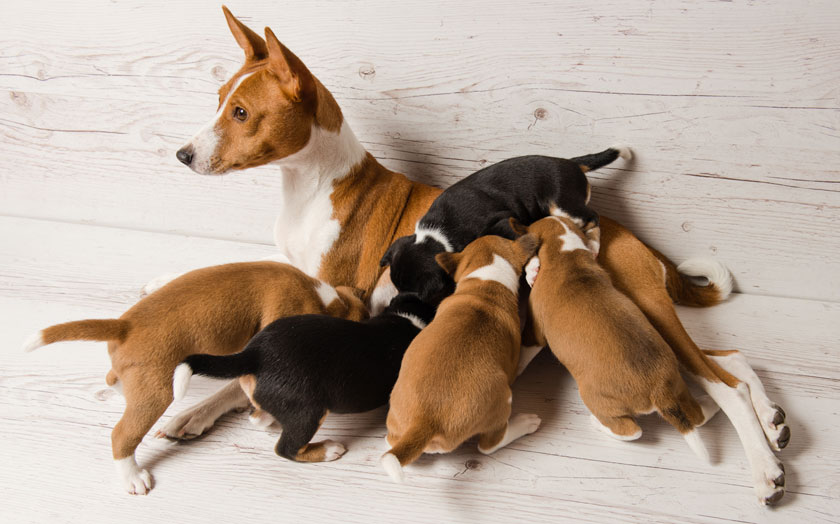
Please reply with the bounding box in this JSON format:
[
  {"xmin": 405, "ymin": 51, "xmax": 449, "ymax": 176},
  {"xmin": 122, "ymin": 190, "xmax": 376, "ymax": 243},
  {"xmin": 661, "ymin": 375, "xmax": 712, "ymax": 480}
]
[
  {"xmin": 171, "ymin": 292, "xmax": 435, "ymax": 463},
  {"xmin": 380, "ymin": 147, "xmax": 631, "ymax": 304}
]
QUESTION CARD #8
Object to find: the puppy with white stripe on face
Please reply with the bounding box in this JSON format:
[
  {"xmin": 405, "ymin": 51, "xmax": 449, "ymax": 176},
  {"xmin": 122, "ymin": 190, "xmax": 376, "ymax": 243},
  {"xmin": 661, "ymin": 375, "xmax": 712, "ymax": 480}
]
[
  {"xmin": 173, "ymin": 292, "xmax": 435, "ymax": 463},
  {"xmin": 381, "ymin": 233, "xmax": 540, "ymax": 482},
  {"xmin": 379, "ymin": 147, "xmax": 631, "ymax": 305}
]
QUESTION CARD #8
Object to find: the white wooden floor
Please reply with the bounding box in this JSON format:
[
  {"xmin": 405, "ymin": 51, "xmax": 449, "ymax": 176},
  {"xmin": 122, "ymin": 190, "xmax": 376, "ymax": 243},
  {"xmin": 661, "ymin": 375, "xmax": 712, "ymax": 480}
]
[{"xmin": 2, "ymin": 0, "xmax": 839, "ymax": 522}]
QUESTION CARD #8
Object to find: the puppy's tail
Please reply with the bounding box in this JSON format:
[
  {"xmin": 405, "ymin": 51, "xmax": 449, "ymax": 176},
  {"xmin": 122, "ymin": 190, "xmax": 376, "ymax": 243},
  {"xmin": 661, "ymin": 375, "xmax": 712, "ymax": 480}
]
[
  {"xmin": 173, "ymin": 352, "xmax": 259, "ymax": 401},
  {"xmin": 381, "ymin": 422, "xmax": 435, "ymax": 483},
  {"xmin": 651, "ymin": 248, "xmax": 734, "ymax": 307},
  {"xmin": 655, "ymin": 391, "xmax": 711, "ymax": 463},
  {"xmin": 570, "ymin": 145, "xmax": 632, "ymax": 173},
  {"xmin": 22, "ymin": 319, "xmax": 130, "ymax": 352}
]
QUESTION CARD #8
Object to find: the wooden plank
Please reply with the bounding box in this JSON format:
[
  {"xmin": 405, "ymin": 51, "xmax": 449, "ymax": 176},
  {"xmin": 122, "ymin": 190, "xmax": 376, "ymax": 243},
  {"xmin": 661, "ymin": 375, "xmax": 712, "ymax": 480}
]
[
  {"xmin": 1, "ymin": 1, "xmax": 839, "ymax": 301},
  {"xmin": 0, "ymin": 216, "xmax": 838, "ymax": 522}
]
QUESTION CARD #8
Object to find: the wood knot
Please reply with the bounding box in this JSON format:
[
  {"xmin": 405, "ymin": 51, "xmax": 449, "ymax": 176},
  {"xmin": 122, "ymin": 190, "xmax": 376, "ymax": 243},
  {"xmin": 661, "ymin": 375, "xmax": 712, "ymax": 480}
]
[
  {"xmin": 534, "ymin": 107, "xmax": 548, "ymax": 120},
  {"xmin": 358, "ymin": 63, "xmax": 376, "ymax": 80},
  {"xmin": 464, "ymin": 459, "xmax": 482, "ymax": 470},
  {"xmin": 681, "ymin": 221, "xmax": 693, "ymax": 232},
  {"xmin": 94, "ymin": 389, "xmax": 116, "ymax": 401},
  {"xmin": 211, "ymin": 65, "xmax": 227, "ymax": 82},
  {"xmin": 9, "ymin": 91, "xmax": 28, "ymax": 107}
]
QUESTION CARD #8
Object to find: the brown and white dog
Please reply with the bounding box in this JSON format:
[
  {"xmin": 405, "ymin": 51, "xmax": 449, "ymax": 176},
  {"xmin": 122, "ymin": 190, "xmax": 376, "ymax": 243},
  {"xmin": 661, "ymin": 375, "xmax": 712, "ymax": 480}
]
[
  {"xmin": 22, "ymin": 261, "xmax": 367, "ymax": 494},
  {"xmin": 517, "ymin": 216, "xmax": 719, "ymax": 460},
  {"xmin": 381, "ymin": 234, "xmax": 540, "ymax": 481},
  {"xmin": 155, "ymin": 7, "xmax": 788, "ymax": 504}
]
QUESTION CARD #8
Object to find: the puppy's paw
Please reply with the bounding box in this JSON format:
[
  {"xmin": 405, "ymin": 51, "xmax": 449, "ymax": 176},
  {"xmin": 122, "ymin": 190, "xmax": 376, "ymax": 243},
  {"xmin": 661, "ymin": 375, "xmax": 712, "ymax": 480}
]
[
  {"xmin": 249, "ymin": 410, "xmax": 275, "ymax": 429},
  {"xmin": 755, "ymin": 461, "xmax": 785, "ymax": 506},
  {"xmin": 511, "ymin": 413, "xmax": 541, "ymax": 435},
  {"xmin": 115, "ymin": 457, "xmax": 153, "ymax": 495},
  {"xmin": 758, "ymin": 403, "xmax": 790, "ymax": 451},
  {"xmin": 155, "ymin": 408, "xmax": 216, "ymax": 440},
  {"xmin": 322, "ymin": 440, "xmax": 347, "ymax": 461},
  {"xmin": 524, "ymin": 257, "xmax": 540, "ymax": 288},
  {"xmin": 140, "ymin": 272, "xmax": 182, "ymax": 297}
]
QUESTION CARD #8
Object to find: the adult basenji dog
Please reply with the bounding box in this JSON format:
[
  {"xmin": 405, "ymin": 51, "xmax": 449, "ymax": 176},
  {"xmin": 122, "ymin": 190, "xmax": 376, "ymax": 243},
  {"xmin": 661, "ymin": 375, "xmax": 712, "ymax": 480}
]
[
  {"xmin": 516, "ymin": 216, "xmax": 718, "ymax": 461},
  {"xmin": 379, "ymin": 149, "xmax": 630, "ymax": 305},
  {"xmin": 22, "ymin": 261, "xmax": 367, "ymax": 494},
  {"xmin": 381, "ymin": 234, "xmax": 539, "ymax": 482},
  {"xmin": 160, "ymin": 6, "xmax": 788, "ymax": 504},
  {"xmin": 173, "ymin": 292, "xmax": 435, "ymax": 464}
]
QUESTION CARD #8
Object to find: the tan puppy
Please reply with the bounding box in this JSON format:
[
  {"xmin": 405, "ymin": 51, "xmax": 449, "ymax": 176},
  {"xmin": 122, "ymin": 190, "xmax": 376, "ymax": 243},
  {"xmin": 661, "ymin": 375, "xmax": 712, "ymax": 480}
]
[
  {"xmin": 515, "ymin": 216, "xmax": 718, "ymax": 459},
  {"xmin": 22, "ymin": 261, "xmax": 367, "ymax": 495},
  {"xmin": 381, "ymin": 234, "xmax": 539, "ymax": 482}
]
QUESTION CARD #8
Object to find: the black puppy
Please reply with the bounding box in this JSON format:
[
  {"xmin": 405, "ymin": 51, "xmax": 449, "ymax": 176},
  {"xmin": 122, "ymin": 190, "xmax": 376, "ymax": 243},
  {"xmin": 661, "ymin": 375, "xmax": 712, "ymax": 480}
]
[
  {"xmin": 380, "ymin": 147, "xmax": 631, "ymax": 304},
  {"xmin": 172, "ymin": 292, "xmax": 435, "ymax": 463}
]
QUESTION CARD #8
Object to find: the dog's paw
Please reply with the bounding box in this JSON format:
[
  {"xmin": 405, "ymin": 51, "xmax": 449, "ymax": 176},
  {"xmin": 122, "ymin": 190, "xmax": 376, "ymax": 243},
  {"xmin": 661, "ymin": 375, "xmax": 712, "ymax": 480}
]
[
  {"xmin": 249, "ymin": 410, "xmax": 275, "ymax": 429},
  {"xmin": 115, "ymin": 457, "xmax": 153, "ymax": 495},
  {"xmin": 756, "ymin": 403, "xmax": 790, "ymax": 451},
  {"xmin": 755, "ymin": 461, "xmax": 785, "ymax": 506},
  {"xmin": 524, "ymin": 257, "xmax": 540, "ymax": 288},
  {"xmin": 140, "ymin": 272, "xmax": 182, "ymax": 297},
  {"xmin": 511, "ymin": 413, "xmax": 541, "ymax": 435},
  {"xmin": 322, "ymin": 440, "xmax": 347, "ymax": 461},
  {"xmin": 155, "ymin": 408, "xmax": 216, "ymax": 440}
]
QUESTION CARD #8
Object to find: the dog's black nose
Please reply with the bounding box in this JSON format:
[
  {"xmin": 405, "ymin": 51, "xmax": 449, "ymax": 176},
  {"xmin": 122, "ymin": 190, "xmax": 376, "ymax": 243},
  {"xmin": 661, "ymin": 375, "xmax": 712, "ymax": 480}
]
[{"xmin": 176, "ymin": 147, "xmax": 193, "ymax": 166}]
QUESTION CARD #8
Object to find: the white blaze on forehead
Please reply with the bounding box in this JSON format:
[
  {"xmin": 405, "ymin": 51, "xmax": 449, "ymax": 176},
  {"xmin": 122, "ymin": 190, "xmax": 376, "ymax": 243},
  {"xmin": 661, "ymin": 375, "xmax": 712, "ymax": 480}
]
[
  {"xmin": 184, "ymin": 72, "xmax": 254, "ymax": 174},
  {"xmin": 558, "ymin": 226, "xmax": 591, "ymax": 253},
  {"xmin": 414, "ymin": 225, "xmax": 454, "ymax": 252},
  {"xmin": 549, "ymin": 206, "xmax": 585, "ymax": 228},
  {"xmin": 462, "ymin": 254, "xmax": 520, "ymax": 294},
  {"xmin": 315, "ymin": 281, "xmax": 340, "ymax": 305}
]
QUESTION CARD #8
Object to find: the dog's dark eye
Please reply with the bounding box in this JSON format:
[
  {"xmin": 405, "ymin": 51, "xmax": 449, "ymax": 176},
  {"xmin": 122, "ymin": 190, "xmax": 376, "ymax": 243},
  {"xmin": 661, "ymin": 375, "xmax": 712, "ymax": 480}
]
[{"xmin": 233, "ymin": 106, "xmax": 248, "ymax": 121}]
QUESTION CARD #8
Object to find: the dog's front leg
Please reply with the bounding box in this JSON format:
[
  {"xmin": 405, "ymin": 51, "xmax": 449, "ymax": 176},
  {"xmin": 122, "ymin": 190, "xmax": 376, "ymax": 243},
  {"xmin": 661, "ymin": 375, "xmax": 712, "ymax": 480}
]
[{"xmin": 156, "ymin": 379, "xmax": 250, "ymax": 439}]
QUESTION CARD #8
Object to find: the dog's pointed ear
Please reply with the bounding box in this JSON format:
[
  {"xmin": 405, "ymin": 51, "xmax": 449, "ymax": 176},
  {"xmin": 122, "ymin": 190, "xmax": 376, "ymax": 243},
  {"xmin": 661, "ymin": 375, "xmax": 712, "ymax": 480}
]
[
  {"xmin": 508, "ymin": 217, "xmax": 529, "ymax": 237},
  {"xmin": 380, "ymin": 236, "xmax": 413, "ymax": 268},
  {"xmin": 435, "ymin": 252, "xmax": 462, "ymax": 276},
  {"xmin": 222, "ymin": 6, "xmax": 268, "ymax": 61},
  {"xmin": 264, "ymin": 27, "xmax": 316, "ymax": 103},
  {"xmin": 515, "ymin": 233, "xmax": 539, "ymax": 258}
]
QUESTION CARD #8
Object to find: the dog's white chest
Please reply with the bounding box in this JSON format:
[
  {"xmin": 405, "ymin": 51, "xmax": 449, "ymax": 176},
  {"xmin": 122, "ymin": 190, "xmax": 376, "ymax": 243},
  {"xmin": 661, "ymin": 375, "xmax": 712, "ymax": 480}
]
[{"xmin": 273, "ymin": 187, "xmax": 340, "ymax": 277}]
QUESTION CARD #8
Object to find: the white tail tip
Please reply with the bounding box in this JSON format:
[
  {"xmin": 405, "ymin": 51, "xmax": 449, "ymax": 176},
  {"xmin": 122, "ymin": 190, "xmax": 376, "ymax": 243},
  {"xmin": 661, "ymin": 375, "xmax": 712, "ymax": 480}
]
[
  {"xmin": 172, "ymin": 363, "xmax": 193, "ymax": 402},
  {"xmin": 381, "ymin": 452, "xmax": 405, "ymax": 483},
  {"xmin": 677, "ymin": 258, "xmax": 734, "ymax": 300},
  {"xmin": 610, "ymin": 144, "xmax": 633, "ymax": 161},
  {"xmin": 683, "ymin": 430, "xmax": 711, "ymax": 463},
  {"xmin": 22, "ymin": 331, "xmax": 45, "ymax": 353}
]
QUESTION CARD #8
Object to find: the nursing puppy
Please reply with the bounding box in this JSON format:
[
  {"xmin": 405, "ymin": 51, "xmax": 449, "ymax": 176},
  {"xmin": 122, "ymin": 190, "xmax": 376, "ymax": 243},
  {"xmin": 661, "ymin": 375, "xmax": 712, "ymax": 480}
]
[
  {"xmin": 22, "ymin": 261, "xmax": 367, "ymax": 494},
  {"xmin": 516, "ymin": 216, "xmax": 718, "ymax": 459},
  {"xmin": 173, "ymin": 292, "xmax": 435, "ymax": 463},
  {"xmin": 382, "ymin": 234, "xmax": 540, "ymax": 482},
  {"xmin": 380, "ymin": 147, "xmax": 631, "ymax": 304}
]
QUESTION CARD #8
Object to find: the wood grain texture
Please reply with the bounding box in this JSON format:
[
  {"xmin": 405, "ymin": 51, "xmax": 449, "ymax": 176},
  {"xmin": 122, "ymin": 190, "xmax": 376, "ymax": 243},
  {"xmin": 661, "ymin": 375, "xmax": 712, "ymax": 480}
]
[
  {"xmin": 1, "ymin": 0, "xmax": 839, "ymax": 301},
  {"xmin": 1, "ymin": 217, "xmax": 839, "ymax": 523}
]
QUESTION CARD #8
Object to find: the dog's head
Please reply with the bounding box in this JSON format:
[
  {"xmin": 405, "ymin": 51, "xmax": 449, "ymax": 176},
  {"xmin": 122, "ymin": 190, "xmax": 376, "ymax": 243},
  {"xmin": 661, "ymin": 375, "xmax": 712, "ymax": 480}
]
[
  {"xmin": 435, "ymin": 234, "xmax": 539, "ymax": 286},
  {"xmin": 510, "ymin": 216, "xmax": 599, "ymax": 258},
  {"xmin": 176, "ymin": 6, "xmax": 343, "ymax": 175},
  {"xmin": 379, "ymin": 235, "xmax": 455, "ymax": 306}
]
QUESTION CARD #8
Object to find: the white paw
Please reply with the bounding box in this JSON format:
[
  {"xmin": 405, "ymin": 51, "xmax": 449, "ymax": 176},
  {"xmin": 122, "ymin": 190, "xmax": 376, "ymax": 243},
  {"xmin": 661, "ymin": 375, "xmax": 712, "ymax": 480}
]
[
  {"xmin": 524, "ymin": 257, "xmax": 540, "ymax": 288},
  {"xmin": 115, "ymin": 457, "xmax": 153, "ymax": 495},
  {"xmin": 755, "ymin": 401, "xmax": 790, "ymax": 451},
  {"xmin": 322, "ymin": 440, "xmax": 347, "ymax": 461},
  {"xmin": 511, "ymin": 413, "xmax": 541, "ymax": 435},
  {"xmin": 140, "ymin": 272, "xmax": 182, "ymax": 297},
  {"xmin": 754, "ymin": 460, "xmax": 785, "ymax": 505},
  {"xmin": 155, "ymin": 408, "xmax": 216, "ymax": 440},
  {"xmin": 249, "ymin": 410, "xmax": 275, "ymax": 428},
  {"xmin": 589, "ymin": 414, "xmax": 642, "ymax": 441}
]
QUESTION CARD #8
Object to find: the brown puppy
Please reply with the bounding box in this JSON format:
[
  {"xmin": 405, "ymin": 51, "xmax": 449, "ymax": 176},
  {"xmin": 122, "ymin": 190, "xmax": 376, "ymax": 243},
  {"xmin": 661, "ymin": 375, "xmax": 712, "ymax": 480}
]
[
  {"xmin": 381, "ymin": 234, "xmax": 539, "ymax": 482},
  {"xmin": 516, "ymin": 216, "xmax": 718, "ymax": 459},
  {"xmin": 22, "ymin": 261, "xmax": 367, "ymax": 495}
]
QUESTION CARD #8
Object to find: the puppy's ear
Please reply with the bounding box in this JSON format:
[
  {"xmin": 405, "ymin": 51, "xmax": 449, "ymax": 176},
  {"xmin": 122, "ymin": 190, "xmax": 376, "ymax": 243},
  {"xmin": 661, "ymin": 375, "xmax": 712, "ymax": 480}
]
[
  {"xmin": 435, "ymin": 252, "xmax": 462, "ymax": 276},
  {"xmin": 508, "ymin": 217, "xmax": 529, "ymax": 237},
  {"xmin": 515, "ymin": 233, "xmax": 539, "ymax": 259}
]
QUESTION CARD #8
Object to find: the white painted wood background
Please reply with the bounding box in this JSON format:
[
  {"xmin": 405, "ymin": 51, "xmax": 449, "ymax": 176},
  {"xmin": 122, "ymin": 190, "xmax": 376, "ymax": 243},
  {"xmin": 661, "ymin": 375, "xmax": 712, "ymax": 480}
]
[{"xmin": 1, "ymin": 1, "xmax": 838, "ymax": 523}]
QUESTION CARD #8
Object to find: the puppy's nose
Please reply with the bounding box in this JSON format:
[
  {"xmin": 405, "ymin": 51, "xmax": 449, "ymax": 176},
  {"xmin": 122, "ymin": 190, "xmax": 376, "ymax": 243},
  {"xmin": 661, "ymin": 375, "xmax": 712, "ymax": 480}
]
[{"xmin": 176, "ymin": 146, "xmax": 194, "ymax": 166}]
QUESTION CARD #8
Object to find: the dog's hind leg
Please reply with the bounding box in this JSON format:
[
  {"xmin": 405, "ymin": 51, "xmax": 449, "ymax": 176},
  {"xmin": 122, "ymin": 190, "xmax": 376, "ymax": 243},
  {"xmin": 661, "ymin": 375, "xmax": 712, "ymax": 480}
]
[
  {"xmin": 589, "ymin": 414, "xmax": 642, "ymax": 441},
  {"xmin": 112, "ymin": 370, "xmax": 172, "ymax": 495},
  {"xmin": 703, "ymin": 349, "xmax": 789, "ymax": 451},
  {"xmin": 273, "ymin": 409, "xmax": 346, "ymax": 462},
  {"xmin": 156, "ymin": 379, "xmax": 250, "ymax": 439}
]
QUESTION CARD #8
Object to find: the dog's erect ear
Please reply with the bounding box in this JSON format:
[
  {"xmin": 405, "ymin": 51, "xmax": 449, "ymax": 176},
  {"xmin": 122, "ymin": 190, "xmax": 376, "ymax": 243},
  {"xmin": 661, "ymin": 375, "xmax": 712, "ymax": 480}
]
[
  {"xmin": 515, "ymin": 233, "xmax": 539, "ymax": 259},
  {"xmin": 264, "ymin": 27, "xmax": 316, "ymax": 103},
  {"xmin": 508, "ymin": 217, "xmax": 529, "ymax": 237},
  {"xmin": 380, "ymin": 236, "xmax": 413, "ymax": 268},
  {"xmin": 222, "ymin": 6, "xmax": 268, "ymax": 61},
  {"xmin": 435, "ymin": 252, "xmax": 462, "ymax": 276}
]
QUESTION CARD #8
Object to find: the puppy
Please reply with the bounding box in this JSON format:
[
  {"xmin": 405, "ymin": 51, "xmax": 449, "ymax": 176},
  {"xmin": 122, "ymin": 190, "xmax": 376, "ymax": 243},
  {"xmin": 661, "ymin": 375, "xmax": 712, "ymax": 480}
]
[
  {"xmin": 380, "ymin": 147, "xmax": 631, "ymax": 304},
  {"xmin": 22, "ymin": 261, "xmax": 367, "ymax": 494},
  {"xmin": 173, "ymin": 292, "xmax": 436, "ymax": 462},
  {"xmin": 382, "ymin": 234, "xmax": 540, "ymax": 482},
  {"xmin": 515, "ymin": 216, "xmax": 718, "ymax": 459}
]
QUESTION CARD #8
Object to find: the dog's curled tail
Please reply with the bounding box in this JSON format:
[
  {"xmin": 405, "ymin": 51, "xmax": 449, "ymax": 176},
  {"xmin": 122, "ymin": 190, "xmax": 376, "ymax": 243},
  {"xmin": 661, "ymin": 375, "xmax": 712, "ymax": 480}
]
[
  {"xmin": 570, "ymin": 145, "xmax": 632, "ymax": 173},
  {"xmin": 22, "ymin": 319, "xmax": 130, "ymax": 353},
  {"xmin": 172, "ymin": 352, "xmax": 259, "ymax": 401},
  {"xmin": 652, "ymin": 249, "xmax": 734, "ymax": 307},
  {"xmin": 381, "ymin": 422, "xmax": 435, "ymax": 483}
]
